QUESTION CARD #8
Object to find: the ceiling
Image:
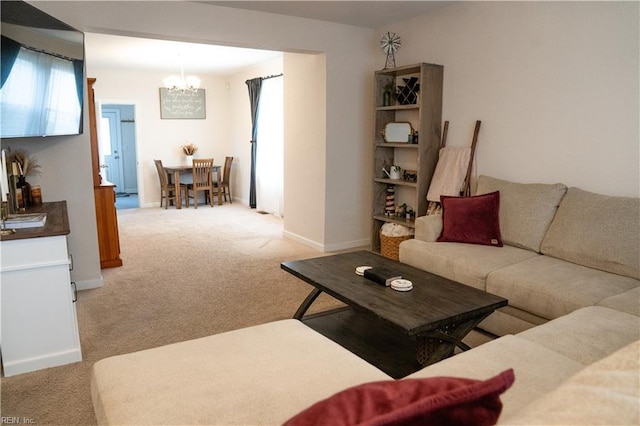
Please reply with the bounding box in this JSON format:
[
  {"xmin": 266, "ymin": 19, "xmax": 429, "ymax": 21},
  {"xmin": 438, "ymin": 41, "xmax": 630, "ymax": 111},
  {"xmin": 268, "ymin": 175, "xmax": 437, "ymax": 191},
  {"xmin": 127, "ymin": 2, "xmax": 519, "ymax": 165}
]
[
  {"xmin": 85, "ymin": 33, "xmax": 283, "ymax": 75},
  {"xmin": 86, "ymin": 1, "xmax": 449, "ymax": 75},
  {"xmin": 200, "ymin": 1, "xmax": 450, "ymax": 29}
]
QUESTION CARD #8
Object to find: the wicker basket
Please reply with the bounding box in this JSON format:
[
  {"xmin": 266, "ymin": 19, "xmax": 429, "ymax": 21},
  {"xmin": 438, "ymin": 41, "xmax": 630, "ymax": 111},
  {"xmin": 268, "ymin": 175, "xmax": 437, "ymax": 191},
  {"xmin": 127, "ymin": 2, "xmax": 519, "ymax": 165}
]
[{"xmin": 380, "ymin": 231, "xmax": 413, "ymax": 260}]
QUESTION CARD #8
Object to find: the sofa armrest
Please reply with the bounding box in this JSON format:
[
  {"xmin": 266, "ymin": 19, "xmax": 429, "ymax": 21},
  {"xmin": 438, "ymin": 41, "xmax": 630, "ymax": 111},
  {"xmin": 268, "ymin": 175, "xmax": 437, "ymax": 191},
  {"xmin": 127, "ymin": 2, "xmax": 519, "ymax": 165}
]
[{"xmin": 415, "ymin": 215, "xmax": 443, "ymax": 242}]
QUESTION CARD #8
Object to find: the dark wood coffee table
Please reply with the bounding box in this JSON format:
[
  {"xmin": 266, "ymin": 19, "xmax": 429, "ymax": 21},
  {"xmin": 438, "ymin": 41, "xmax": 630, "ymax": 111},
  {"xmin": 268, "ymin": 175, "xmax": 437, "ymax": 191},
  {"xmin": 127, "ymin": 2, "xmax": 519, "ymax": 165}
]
[{"xmin": 281, "ymin": 250, "xmax": 507, "ymax": 378}]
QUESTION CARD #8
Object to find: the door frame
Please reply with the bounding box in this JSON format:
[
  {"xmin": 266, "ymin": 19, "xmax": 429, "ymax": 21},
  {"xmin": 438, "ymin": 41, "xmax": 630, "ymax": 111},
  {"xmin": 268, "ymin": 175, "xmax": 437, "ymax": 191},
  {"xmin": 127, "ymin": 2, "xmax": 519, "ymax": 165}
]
[
  {"xmin": 100, "ymin": 107, "xmax": 125, "ymax": 190},
  {"xmin": 96, "ymin": 99, "xmax": 145, "ymax": 206}
]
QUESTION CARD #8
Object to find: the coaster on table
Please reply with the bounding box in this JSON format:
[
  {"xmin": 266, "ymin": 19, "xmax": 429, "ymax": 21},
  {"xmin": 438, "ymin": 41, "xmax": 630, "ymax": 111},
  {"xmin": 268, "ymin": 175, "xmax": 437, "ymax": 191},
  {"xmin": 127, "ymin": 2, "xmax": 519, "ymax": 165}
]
[
  {"xmin": 391, "ymin": 279, "xmax": 413, "ymax": 292},
  {"xmin": 355, "ymin": 266, "xmax": 372, "ymax": 276}
]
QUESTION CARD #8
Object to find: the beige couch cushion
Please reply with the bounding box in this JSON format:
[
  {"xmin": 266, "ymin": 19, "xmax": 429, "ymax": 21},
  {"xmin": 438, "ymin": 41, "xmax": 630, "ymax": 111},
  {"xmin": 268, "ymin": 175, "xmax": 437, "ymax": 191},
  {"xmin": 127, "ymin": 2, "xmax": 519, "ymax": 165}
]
[
  {"xmin": 476, "ymin": 175, "xmax": 567, "ymax": 252},
  {"xmin": 405, "ymin": 335, "xmax": 584, "ymax": 423},
  {"xmin": 517, "ymin": 306, "xmax": 640, "ymax": 365},
  {"xmin": 91, "ymin": 320, "xmax": 390, "ymax": 425},
  {"xmin": 479, "ymin": 306, "xmax": 547, "ymax": 337},
  {"xmin": 400, "ymin": 238, "xmax": 538, "ymax": 290},
  {"xmin": 597, "ymin": 287, "xmax": 640, "ymax": 316},
  {"xmin": 503, "ymin": 340, "xmax": 640, "ymax": 425},
  {"xmin": 487, "ymin": 255, "xmax": 640, "ymax": 320},
  {"xmin": 541, "ymin": 187, "xmax": 640, "ymax": 279},
  {"xmin": 414, "ymin": 214, "xmax": 443, "ymax": 242}
]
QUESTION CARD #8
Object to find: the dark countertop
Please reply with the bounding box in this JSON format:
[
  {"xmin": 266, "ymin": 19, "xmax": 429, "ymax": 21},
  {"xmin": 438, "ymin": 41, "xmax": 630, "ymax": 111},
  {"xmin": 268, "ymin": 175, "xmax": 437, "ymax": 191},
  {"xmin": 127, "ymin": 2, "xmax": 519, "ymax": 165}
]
[{"xmin": 1, "ymin": 201, "xmax": 70, "ymax": 241}]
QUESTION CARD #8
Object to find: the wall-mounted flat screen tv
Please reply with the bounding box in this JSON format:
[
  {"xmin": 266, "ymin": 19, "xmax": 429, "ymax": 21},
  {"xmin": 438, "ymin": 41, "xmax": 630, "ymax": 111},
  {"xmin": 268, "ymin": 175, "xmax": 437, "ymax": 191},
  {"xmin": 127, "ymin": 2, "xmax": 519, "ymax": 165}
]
[{"xmin": 1, "ymin": 1, "xmax": 85, "ymax": 139}]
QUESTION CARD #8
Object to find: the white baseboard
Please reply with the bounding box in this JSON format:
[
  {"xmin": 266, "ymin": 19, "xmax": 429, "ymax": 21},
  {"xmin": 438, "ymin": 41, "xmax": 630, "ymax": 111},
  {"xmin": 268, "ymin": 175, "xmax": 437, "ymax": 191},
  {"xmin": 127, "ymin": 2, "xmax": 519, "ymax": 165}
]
[
  {"xmin": 283, "ymin": 230, "xmax": 324, "ymax": 251},
  {"xmin": 283, "ymin": 230, "xmax": 370, "ymax": 253},
  {"xmin": 2, "ymin": 348, "xmax": 82, "ymax": 377},
  {"xmin": 140, "ymin": 197, "xmax": 241, "ymax": 209},
  {"xmin": 324, "ymin": 238, "xmax": 370, "ymax": 252},
  {"xmin": 75, "ymin": 277, "xmax": 104, "ymax": 291}
]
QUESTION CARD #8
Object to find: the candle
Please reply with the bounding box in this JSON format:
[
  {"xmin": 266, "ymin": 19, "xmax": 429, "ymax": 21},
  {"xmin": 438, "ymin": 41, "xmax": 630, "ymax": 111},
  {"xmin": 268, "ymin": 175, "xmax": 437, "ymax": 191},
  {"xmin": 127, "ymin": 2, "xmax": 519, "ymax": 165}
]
[{"xmin": 1, "ymin": 150, "xmax": 7, "ymax": 202}]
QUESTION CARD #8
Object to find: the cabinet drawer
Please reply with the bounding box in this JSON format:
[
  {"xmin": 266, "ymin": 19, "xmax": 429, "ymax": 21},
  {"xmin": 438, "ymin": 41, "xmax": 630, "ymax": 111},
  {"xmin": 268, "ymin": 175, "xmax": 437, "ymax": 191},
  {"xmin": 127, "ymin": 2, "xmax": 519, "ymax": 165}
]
[{"xmin": 1, "ymin": 235, "xmax": 70, "ymax": 272}]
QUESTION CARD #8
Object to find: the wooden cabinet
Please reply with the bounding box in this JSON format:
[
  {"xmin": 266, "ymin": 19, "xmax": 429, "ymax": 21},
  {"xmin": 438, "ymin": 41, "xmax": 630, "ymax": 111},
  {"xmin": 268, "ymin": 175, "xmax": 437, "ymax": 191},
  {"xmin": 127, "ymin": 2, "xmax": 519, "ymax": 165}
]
[
  {"xmin": 371, "ymin": 63, "xmax": 443, "ymax": 253},
  {"xmin": 94, "ymin": 182, "xmax": 122, "ymax": 268},
  {"xmin": 88, "ymin": 78, "xmax": 122, "ymax": 268},
  {"xmin": 0, "ymin": 201, "xmax": 82, "ymax": 376}
]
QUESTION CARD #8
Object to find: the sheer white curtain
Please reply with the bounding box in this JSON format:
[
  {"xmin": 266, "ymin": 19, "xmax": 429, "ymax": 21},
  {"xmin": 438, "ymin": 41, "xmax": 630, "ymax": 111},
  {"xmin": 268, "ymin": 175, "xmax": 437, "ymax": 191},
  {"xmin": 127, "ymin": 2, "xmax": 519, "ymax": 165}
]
[
  {"xmin": 256, "ymin": 77, "xmax": 284, "ymax": 217},
  {"xmin": 0, "ymin": 47, "xmax": 80, "ymax": 137}
]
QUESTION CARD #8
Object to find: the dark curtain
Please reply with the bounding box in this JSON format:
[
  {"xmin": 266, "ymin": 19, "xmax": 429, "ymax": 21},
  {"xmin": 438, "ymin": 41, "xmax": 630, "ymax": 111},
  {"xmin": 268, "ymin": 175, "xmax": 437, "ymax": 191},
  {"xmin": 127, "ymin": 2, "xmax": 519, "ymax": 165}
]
[
  {"xmin": 73, "ymin": 59, "xmax": 84, "ymax": 133},
  {"xmin": 1, "ymin": 36, "xmax": 21, "ymax": 88},
  {"xmin": 245, "ymin": 77, "xmax": 263, "ymax": 209}
]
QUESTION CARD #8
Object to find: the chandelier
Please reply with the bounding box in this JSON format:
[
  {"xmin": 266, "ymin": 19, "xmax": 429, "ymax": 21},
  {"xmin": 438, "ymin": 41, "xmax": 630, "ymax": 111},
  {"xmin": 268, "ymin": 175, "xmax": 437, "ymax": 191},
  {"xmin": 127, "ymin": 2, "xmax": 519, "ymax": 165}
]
[{"xmin": 163, "ymin": 59, "xmax": 200, "ymax": 94}]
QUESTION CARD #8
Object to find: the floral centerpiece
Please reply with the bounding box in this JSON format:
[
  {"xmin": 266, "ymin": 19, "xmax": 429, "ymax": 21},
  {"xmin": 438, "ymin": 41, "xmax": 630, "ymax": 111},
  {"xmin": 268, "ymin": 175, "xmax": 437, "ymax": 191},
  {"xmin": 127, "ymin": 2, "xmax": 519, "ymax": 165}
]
[
  {"xmin": 181, "ymin": 143, "xmax": 198, "ymax": 165},
  {"xmin": 182, "ymin": 143, "xmax": 198, "ymax": 156},
  {"xmin": 8, "ymin": 148, "xmax": 42, "ymax": 177}
]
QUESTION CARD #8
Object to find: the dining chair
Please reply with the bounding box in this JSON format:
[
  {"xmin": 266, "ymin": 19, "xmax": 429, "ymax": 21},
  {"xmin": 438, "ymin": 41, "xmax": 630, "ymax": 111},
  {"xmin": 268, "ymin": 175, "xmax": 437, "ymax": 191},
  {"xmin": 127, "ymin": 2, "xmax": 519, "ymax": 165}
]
[
  {"xmin": 212, "ymin": 156, "xmax": 233, "ymax": 204},
  {"xmin": 187, "ymin": 158, "xmax": 214, "ymax": 208},
  {"xmin": 154, "ymin": 159, "xmax": 188, "ymax": 209}
]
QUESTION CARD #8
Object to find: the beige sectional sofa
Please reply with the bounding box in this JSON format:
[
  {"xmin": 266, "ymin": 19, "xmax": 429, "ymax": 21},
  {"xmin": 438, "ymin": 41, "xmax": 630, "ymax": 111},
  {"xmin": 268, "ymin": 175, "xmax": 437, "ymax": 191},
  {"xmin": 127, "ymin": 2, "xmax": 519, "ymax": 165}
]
[
  {"xmin": 400, "ymin": 175, "xmax": 640, "ymax": 336},
  {"xmin": 92, "ymin": 305, "xmax": 639, "ymax": 424},
  {"xmin": 91, "ymin": 176, "xmax": 639, "ymax": 424}
]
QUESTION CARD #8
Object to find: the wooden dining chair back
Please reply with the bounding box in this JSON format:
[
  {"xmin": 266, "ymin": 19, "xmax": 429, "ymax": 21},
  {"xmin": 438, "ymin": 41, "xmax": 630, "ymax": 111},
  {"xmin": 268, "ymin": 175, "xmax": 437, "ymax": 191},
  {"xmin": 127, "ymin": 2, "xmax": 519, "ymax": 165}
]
[
  {"xmin": 188, "ymin": 158, "xmax": 214, "ymax": 208},
  {"xmin": 154, "ymin": 159, "xmax": 188, "ymax": 209},
  {"xmin": 213, "ymin": 156, "xmax": 233, "ymax": 204}
]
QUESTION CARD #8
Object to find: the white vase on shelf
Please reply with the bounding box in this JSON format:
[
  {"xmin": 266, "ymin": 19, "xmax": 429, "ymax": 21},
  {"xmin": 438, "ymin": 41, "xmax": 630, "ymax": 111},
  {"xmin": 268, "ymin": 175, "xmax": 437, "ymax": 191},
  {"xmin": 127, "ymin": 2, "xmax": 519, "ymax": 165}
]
[{"xmin": 185, "ymin": 155, "xmax": 193, "ymax": 166}]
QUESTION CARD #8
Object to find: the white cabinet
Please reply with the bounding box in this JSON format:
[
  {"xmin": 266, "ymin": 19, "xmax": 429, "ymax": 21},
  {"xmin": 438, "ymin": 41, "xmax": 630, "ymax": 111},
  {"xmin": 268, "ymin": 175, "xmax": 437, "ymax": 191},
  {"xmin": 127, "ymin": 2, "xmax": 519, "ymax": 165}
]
[{"xmin": 1, "ymin": 202, "xmax": 82, "ymax": 376}]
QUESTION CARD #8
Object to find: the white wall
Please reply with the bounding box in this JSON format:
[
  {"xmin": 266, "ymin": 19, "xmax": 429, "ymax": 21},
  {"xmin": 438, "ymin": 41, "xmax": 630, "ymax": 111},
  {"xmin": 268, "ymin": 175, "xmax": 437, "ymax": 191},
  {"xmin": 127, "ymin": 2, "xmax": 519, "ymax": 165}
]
[
  {"xmin": 382, "ymin": 1, "xmax": 639, "ymax": 197},
  {"xmin": 284, "ymin": 52, "xmax": 328, "ymax": 249}
]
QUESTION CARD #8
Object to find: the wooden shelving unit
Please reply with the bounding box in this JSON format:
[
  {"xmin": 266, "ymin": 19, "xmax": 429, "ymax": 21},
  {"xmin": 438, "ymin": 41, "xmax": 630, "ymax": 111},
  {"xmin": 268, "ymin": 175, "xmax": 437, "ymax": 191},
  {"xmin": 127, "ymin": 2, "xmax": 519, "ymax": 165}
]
[{"xmin": 371, "ymin": 63, "xmax": 443, "ymax": 253}]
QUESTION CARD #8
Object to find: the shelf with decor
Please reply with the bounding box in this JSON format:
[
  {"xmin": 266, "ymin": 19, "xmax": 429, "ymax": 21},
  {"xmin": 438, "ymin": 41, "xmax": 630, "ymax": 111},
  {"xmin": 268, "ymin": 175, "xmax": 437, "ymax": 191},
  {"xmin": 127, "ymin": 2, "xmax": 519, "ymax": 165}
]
[
  {"xmin": 371, "ymin": 63, "xmax": 443, "ymax": 254},
  {"xmin": 376, "ymin": 104, "xmax": 420, "ymax": 112},
  {"xmin": 375, "ymin": 142, "xmax": 420, "ymax": 149},
  {"xmin": 372, "ymin": 214, "xmax": 415, "ymax": 227},
  {"xmin": 373, "ymin": 178, "xmax": 418, "ymax": 188}
]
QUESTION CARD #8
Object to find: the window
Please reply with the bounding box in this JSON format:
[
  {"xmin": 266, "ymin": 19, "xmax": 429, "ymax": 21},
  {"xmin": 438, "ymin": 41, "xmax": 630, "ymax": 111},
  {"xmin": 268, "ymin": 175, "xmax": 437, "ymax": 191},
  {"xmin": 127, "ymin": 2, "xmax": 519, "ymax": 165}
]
[
  {"xmin": 256, "ymin": 76, "xmax": 284, "ymax": 216},
  {"xmin": 0, "ymin": 47, "xmax": 81, "ymax": 137}
]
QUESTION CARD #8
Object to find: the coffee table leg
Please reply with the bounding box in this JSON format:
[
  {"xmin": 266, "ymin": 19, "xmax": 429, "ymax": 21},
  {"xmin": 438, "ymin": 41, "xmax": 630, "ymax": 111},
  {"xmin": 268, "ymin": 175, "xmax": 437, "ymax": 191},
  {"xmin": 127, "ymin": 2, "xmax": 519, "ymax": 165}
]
[
  {"xmin": 293, "ymin": 288, "xmax": 323, "ymax": 320},
  {"xmin": 415, "ymin": 312, "xmax": 491, "ymax": 366}
]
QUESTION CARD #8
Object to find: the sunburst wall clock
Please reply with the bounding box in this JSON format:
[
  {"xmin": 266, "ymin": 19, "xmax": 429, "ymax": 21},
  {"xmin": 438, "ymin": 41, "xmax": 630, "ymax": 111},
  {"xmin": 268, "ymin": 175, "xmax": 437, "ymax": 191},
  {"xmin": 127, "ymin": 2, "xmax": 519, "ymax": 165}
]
[{"xmin": 380, "ymin": 32, "xmax": 401, "ymax": 69}]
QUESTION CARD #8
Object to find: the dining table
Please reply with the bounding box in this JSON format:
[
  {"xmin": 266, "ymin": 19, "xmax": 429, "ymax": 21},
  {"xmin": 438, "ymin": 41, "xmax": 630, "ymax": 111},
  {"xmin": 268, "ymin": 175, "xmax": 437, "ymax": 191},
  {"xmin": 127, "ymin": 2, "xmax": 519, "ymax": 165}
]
[{"xmin": 164, "ymin": 164, "xmax": 222, "ymax": 209}]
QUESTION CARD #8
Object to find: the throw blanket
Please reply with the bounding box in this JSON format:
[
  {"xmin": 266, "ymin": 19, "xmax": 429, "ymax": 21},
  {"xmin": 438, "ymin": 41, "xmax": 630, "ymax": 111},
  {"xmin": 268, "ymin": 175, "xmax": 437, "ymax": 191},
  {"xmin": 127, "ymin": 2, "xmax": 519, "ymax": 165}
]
[{"xmin": 427, "ymin": 147, "xmax": 471, "ymax": 202}]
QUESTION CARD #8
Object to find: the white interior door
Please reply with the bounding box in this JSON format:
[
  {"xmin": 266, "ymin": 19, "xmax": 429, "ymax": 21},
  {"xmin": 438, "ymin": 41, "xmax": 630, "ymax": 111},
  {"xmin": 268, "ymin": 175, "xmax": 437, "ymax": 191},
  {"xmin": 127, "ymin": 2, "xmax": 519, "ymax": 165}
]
[
  {"xmin": 100, "ymin": 109, "xmax": 124, "ymax": 190},
  {"xmin": 101, "ymin": 105, "xmax": 139, "ymax": 194}
]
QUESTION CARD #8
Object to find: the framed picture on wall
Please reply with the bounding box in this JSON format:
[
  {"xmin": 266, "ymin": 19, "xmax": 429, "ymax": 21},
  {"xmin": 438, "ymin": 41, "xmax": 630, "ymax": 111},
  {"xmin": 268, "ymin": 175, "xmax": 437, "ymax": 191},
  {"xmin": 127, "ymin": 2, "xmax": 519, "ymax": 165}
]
[{"xmin": 159, "ymin": 88, "xmax": 206, "ymax": 119}]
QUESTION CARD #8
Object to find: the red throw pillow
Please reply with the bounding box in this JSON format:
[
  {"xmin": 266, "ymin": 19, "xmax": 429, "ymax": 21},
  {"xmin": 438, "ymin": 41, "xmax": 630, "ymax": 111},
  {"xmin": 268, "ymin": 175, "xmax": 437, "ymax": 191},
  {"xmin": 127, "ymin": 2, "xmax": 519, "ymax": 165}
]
[
  {"xmin": 283, "ymin": 369, "xmax": 515, "ymax": 426},
  {"xmin": 437, "ymin": 191, "xmax": 503, "ymax": 246}
]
